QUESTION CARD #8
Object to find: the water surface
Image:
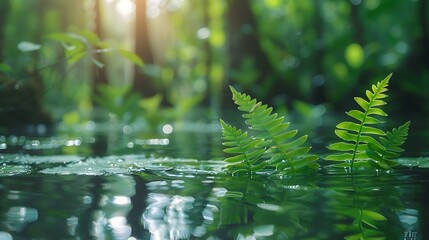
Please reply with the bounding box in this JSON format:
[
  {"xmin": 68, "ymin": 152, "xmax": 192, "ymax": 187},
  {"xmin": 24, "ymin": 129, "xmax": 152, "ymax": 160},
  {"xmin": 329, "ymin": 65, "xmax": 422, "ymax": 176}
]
[{"xmin": 0, "ymin": 121, "xmax": 428, "ymax": 239}]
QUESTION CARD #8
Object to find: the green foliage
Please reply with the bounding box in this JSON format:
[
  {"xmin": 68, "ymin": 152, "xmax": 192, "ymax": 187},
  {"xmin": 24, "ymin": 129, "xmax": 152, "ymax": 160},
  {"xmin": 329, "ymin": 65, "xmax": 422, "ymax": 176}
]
[
  {"xmin": 325, "ymin": 74, "xmax": 410, "ymax": 170},
  {"xmin": 118, "ymin": 49, "xmax": 144, "ymax": 68},
  {"xmin": 138, "ymin": 94, "xmax": 165, "ymax": 129},
  {"xmin": 223, "ymin": 74, "xmax": 412, "ymax": 175},
  {"xmin": 0, "ymin": 63, "xmax": 11, "ymax": 74},
  {"xmin": 93, "ymin": 84, "xmax": 141, "ymax": 124},
  {"xmin": 366, "ymin": 121, "xmax": 410, "ymax": 169},
  {"xmin": 44, "ymin": 31, "xmax": 144, "ymax": 68},
  {"xmin": 94, "ymin": 84, "xmax": 169, "ymax": 130},
  {"xmin": 221, "ymin": 86, "xmax": 318, "ymax": 175},
  {"xmin": 220, "ymin": 119, "xmax": 268, "ymax": 175}
]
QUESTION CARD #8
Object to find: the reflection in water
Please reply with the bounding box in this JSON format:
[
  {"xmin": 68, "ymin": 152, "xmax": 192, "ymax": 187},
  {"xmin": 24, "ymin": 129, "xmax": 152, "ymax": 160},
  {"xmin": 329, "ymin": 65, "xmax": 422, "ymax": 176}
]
[
  {"xmin": 1, "ymin": 120, "xmax": 428, "ymax": 239},
  {"xmin": 108, "ymin": 216, "xmax": 132, "ymax": 240},
  {"xmin": 0, "ymin": 232, "xmax": 12, "ymax": 240},
  {"xmin": 66, "ymin": 216, "xmax": 78, "ymax": 236},
  {"xmin": 0, "ymin": 166, "xmax": 428, "ymax": 239},
  {"xmin": 399, "ymin": 208, "xmax": 419, "ymax": 239},
  {"xmin": 6, "ymin": 207, "xmax": 38, "ymax": 232},
  {"xmin": 143, "ymin": 194, "xmax": 195, "ymax": 239}
]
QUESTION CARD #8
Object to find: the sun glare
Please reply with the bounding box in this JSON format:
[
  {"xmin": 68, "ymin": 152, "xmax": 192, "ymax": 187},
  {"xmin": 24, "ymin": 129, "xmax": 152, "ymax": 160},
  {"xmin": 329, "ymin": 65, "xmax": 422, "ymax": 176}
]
[{"xmin": 116, "ymin": 0, "xmax": 136, "ymax": 17}]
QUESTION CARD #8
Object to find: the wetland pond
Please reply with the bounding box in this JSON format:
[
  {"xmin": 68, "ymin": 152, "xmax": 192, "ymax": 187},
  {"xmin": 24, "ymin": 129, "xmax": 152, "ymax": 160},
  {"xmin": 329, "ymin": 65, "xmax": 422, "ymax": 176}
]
[{"xmin": 0, "ymin": 120, "xmax": 428, "ymax": 240}]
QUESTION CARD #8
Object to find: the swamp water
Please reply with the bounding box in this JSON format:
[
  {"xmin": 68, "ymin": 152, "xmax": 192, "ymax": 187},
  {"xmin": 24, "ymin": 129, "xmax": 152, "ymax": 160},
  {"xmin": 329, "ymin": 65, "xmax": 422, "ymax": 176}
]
[{"xmin": 0, "ymin": 121, "xmax": 428, "ymax": 240}]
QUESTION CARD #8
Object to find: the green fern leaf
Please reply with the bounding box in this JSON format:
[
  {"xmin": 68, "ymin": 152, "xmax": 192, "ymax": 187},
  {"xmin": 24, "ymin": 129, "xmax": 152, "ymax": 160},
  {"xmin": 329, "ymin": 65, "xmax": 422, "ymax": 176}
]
[
  {"xmin": 220, "ymin": 119, "xmax": 267, "ymax": 175},
  {"xmin": 366, "ymin": 121, "xmax": 410, "ymax": 169},
  {"xmin": 325, "ymin": 74, "xmax": 392, "ymax": 170},
  {"xmin": 229, "ymin": 86, "xmax": 318, "ymax": 173}
]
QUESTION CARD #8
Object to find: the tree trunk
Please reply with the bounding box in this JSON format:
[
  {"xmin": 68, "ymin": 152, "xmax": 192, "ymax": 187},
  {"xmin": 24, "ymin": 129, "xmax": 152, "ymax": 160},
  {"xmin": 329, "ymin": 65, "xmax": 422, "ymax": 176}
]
[
  {"xmin": 349, "ymin": 2, "xmax": 364, "ymax": 46},
  {"xmin": 392, "ymin": 0, "xmax": 429, "ymax": 115},
  {"xmin": 202, "ymin": 0, "xmax": 212, "ymax": 106},
  {"xmin": 133, "ymin": 0, "xmax": 156, "ymax": 97},
  {"xmin": 311, "ymin": 0, "xmax": 326, "ymax": 104},
  {"xmin": 226, "ymin": 0, "xmax": 271, "ymax": 100},
  {"xmin": 0, "ymin": 0, "xmax": 10, "ymax": 63},
  {"xmin": 92, "ymin": 0, "xmax": 109, "ymax": 99}
]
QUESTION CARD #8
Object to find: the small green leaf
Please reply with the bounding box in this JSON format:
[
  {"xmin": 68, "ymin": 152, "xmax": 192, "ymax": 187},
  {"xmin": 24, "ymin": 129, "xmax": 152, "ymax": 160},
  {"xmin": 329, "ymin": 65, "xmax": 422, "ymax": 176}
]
[
  {"xmin": 354, "ymin": 97, "xmax": 369, "ymax": 110},
  {"xmin": 327, "ymin": 142, "xmax": 355, "ymax": 151},
  {"xmin": 347, "ymin": 110, "xmax": 383, "ymax": 124},
  {"xmin": 119, "ymin": 49, "xmax": 144, "ymax": 67},
  {"xmin": 337, "ymin": 122, "xmax": 361, "ymax": 133}
]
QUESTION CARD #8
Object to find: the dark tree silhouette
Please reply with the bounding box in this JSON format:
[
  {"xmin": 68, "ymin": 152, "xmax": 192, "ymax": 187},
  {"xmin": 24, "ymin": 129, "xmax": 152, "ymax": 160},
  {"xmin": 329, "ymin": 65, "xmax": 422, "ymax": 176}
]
[
  {"xmin": 0, "ymin": 0, "xmax": 10, "ymax": 63},
  {"xmin": 92, "ymin": 0, "xmax": 109, "ymax": 101},
  {"xmin": 133, "ymin": 0, "xmax": 156, "ymax": 97},
  {"xmin": 227, "ymin": 0, "xmax": 271, "ymax": 100}
]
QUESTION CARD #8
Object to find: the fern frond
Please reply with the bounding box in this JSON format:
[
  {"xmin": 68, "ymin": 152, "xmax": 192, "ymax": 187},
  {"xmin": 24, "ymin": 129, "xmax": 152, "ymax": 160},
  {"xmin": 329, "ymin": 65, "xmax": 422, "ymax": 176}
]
[
  {"xmin": 220, "ymin": 119, "xmax": 267, "ymax": 175},
  {"xmin": 366, "ymin": 121, "xmax": 410, "ymax": 169},
  {"xmin": 325, "ymin": 74, "xmax": 392, "ymax": 170},
  {"xmin": 229, "ymin": 86, "xmax": 318, "ymax": 173}
]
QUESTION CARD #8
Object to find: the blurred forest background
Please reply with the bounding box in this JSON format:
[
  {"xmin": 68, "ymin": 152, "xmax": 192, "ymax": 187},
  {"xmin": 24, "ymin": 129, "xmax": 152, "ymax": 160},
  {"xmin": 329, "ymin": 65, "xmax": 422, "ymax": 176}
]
[{"xmin": 0, "ymin": 0, "xmax": 428, "ymax": 130}]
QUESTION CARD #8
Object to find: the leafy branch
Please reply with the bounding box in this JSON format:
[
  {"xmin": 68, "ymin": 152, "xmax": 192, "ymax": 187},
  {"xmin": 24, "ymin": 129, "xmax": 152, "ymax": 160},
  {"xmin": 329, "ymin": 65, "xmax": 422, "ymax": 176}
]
[
  {"xmin": 220, "ymin": 86, "xmax": 318, "ymax": 175},
  {"xmin": 366, "ymin": 121, "xmax": 410, "ymax": 169},
  {"xmin": 325, "ymin": 74, "xmax": 410, "ymax": 171},
  {"xmin": 222, "ymin": 74, "xmax": 411, "ymax": 175}
]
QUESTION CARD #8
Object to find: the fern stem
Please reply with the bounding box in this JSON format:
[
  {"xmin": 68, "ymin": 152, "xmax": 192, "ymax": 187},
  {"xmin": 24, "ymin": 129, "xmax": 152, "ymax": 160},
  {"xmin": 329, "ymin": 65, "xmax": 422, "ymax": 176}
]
[
  {"xmin": 351, "ymin": 121, "xmax": 365, "ymax": 171},
  {"xmin": 351, "ymin": 76, "xmax": 389, "ymax": 171},
  {"xmin": 243, "ymin": 154, "xmax": 252, "ymax": 175},
  {"xmin": 275, "ymin": 143, "xmax": 296, "ymax": 173}
]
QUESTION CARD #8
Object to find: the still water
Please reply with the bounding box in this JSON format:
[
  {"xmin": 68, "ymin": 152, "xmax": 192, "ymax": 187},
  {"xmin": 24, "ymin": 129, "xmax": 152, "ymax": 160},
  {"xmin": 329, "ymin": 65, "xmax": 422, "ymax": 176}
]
[{"xmin": 0, "ymin": 121, "xmax": 428, "ymax": 239}]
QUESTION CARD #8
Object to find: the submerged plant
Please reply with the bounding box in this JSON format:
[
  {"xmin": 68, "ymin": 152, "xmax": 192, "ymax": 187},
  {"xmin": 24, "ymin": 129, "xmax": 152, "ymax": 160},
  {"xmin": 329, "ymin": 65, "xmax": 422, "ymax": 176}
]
[
  {"xmin": 220, "ymin": 86, "xmax": 318, "ymax": 175},
  {"xmin": 325, "ymin": 74, "xmax": 410, "ymax": 171}
]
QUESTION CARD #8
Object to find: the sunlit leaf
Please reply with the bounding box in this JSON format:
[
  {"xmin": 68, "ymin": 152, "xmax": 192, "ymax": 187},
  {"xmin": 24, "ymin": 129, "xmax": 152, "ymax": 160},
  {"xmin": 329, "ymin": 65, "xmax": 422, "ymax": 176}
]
[
  {"xmin": 221, "ymin": 87, "xmax": 318, "ymax": 175},
  {"xmin": 118, "ymin": 49, "xmax": 144, "ymax": 67},
  {"xmin": 139, "ymin": 94, "xmax": 162, "ymax": 113},
  {"xmin": 325, "ymin": 74, "xmax": 406, "ymax": 171}
]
